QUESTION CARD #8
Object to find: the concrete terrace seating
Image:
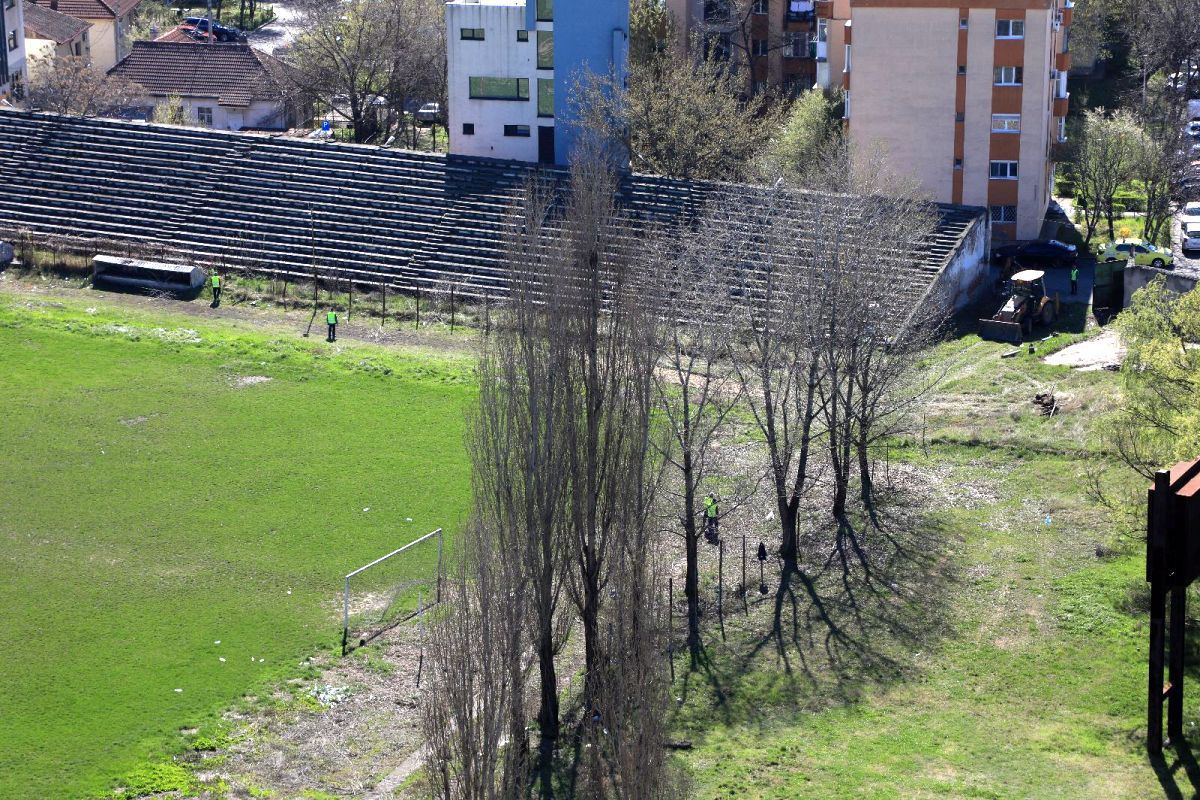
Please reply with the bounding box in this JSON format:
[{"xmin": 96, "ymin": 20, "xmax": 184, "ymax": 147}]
[{"xmin": 0, "ymin": 111, "xmax": 986, "ymax": 302}]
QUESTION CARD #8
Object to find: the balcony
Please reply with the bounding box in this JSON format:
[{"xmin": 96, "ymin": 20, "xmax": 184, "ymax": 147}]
[
  {"xmin": 785, "ymin": 0, "xmax": 814, "ymax": 23},
  {"xmin": 1054, "ymin": 94, "xmax": 1069, "ymax": 116},
  {"xmin": 814, "ymin": 40, "xmax": 827, "ymax": 60},
  {"xmin": 1061, "ymin": 1, "xmax": 1073, "ymax": 26},
  {"xmin": 1056, "ymin": 51, "xmax": 1071, "ymax": 71}
]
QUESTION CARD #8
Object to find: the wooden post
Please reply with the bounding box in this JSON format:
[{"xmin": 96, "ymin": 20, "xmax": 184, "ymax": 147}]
[
  {"xmin": 1148, "ymin": 468, "xmax": 1171, "ymax": 754},
  {"xmin": 718, "ymin": 540, "xmax": 726, "ymax": 642},
  {"xmin": 381, "ymin": 283, "xmax": 387, "ymax": 328},
  {"xmin": 415, "ymin": 288, "xmax": 421, "ymax": 330},
  {"xmin": 1169, "ymin": 586, "xmax": 1186, "ymax": 741}
]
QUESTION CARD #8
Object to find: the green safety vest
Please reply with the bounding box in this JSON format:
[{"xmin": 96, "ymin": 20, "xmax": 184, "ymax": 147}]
[
  {"xmin": 327, "ymin": 312, "xmax": 338, "ymax": 325},
  {"xmin": 211, "ymin": 275, "xmax": 220, "ymax": 287},
  {"xmin": 1070, "ymin": 267, "xmax": 1078, "ymax": 280},
  {"xmin": 704, "ymin": 497, "xmax": 718, "ymax": 518}
]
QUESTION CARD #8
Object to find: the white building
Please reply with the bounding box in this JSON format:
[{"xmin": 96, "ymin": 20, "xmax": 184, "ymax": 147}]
[
  {"xmin": 1, "ymin": 0, "xmax": 27, "ymax": 99},
  {"xmin": 445, "ymin": 0, "xmax": 628, "ymax": 165},
  {"xmin": 446, "ymin": 0, "xmax": 552, "ymax": 163}
]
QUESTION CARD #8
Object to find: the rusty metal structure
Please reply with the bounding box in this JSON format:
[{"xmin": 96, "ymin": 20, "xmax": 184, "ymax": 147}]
[{"xmin": 1146, "ymin": 458, "xmax": 1200, "ymax": 754}]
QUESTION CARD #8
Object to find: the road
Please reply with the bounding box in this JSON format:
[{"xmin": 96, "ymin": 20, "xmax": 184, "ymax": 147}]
[{"xmin": 247, "ymin": 0, "xmax": 302, "ymax": 54}]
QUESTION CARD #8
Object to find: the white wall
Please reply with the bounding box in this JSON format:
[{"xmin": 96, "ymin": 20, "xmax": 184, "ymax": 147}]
[
  {"xmin": 88, "ymin": 17, "xmax": 116, "ymax": 72},
  {"xmin": 935, "ymin": 215, "xmax": 991, "ymax": 310},
  {"xmin": 3, "ymin": 0, "xmax": 27, "ymax": 97},
  {"xmin": 150, "ymin": 95, "xmax": 290, "ymax": 131},
  {"xmin": 446, "ymin": 0, "xmax": 545, "ymax": 161}
]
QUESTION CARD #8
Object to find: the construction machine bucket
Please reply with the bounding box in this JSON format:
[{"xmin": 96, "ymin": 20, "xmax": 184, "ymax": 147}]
[{"xmin": 979, "ymin": 318, "xmax": 1023, "ymax": 344}]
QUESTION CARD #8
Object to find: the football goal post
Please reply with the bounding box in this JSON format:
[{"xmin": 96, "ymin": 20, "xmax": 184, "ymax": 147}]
[{"xmin": 342, "ymin": 527, "xmax": 444, "ymax": 655}]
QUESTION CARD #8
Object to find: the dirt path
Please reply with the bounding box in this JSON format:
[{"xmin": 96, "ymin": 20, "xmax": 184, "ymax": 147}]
[
  {"xmin": 0, "ymin": 272, "xmax": 476, "ymax": 357},
  {"xmin": 1043, "ymin": 328, "xmax": 1125, "ymax": 371}
]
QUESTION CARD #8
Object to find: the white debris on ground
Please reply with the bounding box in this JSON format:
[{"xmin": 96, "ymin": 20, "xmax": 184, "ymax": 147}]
[
  {"xmin": 231, "ymin": 375, "xmax": 273, "ymax": 388},
  {"xmin": 1043, "ymin": 329, "xmax": 1126, "ymax": 371}
]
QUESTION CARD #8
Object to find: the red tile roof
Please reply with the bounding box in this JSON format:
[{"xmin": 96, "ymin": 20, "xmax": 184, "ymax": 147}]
[
  {"xmin": 27, "ymin": 0, "xmax": 143, "ymax": 20},
  {"xmin": 153, "ymin": 24, "xmax": 207, "ymax": 44},
  {"xmin": 23, "ymin": 1, "xmax": 91, "ymax": 44},
  {"xmin": 108, "ymin": 40, "xmax": 292, "ymax": 107}
]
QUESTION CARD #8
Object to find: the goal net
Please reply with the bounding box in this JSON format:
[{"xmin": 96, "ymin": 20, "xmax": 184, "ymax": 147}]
[{"xmin": 342, "ymin": 528, "xmax": 444, "ymax": 654}]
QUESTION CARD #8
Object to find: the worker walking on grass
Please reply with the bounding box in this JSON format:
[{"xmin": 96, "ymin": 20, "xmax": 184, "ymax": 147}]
[
  {"xmin": 326, "ymin": 309, "xmax": 338, "ymax": 342},
  {"xmin": 210, "ymin": 273, "xmax": 222, "ymax": 306},
  {"xmin": 703, "ymin": 492, "xmax": 720, "ymax": 544},
  {"xmin": 1070, "ymin": 265, "xmax": 1079, "ymax": 296}
]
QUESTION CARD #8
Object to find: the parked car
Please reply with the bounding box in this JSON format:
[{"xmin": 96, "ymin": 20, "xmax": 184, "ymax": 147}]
[
  {"xmin": 1097, "ymin": 239, "xmax": 1174, "ymax": 268},
  {"xmin": 1182, "ymin": 222, "xmax": 1200, "ymax": 251},
  {"xmin": 1187, "ymin": 121, "xmax": 1200, "ymax": 139},
  {"xmin": 415, "ymin": 102, "xmax": 441, "ymax": 125},
  {"xmin": 183, "ymin": 17, "xmax": 244, "ymax": 42},
  {"xmin": 1180, "ymin": 201, "xmax": 1200, "ymax": 227},
  {"xmin": 991, "ymin": 238, "xmax": 1078, "ymax": 268}
]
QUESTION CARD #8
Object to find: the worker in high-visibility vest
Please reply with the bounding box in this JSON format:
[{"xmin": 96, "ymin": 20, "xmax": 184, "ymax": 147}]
[
  {"xmin": 1070, "ymin": 265, "xmax": 1079, "ymax": 296},
  {"xmin": 326, "ymin": 309, "xmax": 338, "ymax": 342},
  {"xmin": 210, "ymin": 273, "xmax": 222, "ymax": 306},
  {"xmin": 703, "ymin": 493, "xmax": 719, "ymax": 544}
]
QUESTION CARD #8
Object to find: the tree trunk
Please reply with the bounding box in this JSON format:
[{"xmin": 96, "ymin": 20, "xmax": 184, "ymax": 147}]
[
  {"xmin": 771, "ymin": 502, "xmax": 798, "ymax": 642},
  {"xmin": 856, "ymin": 437, "xmax": 873, "ymax": 508},
  {"xmin": 536, "ymin": 577, "xmax": 559, "ymax": 800}
]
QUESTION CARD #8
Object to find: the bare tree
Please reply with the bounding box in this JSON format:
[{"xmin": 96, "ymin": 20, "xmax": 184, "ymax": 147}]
[
  {"xmin": 22, "ymin": 55, "xmax": 143, "ymax": 117},
  {"xmin": 574, "ymin": 46, "xmax": 781, "ymax": 181},
  {"xmin": 420, "ymin": 528, "xmax": 522, "ymax": 800},
  {"xmin": 469, "ymin": 178, "xmax": 577, "ymax": 799},
  {"xmin": 1071, "ymin": 109, "xmax": 1140, "ymax": 243},
  {"xmin": 639, "ymin": 221, "xmax": 746, "ymax": 664},
  {"xmin": 290, "ymin": 0, "xmax": 444, "ymax": 144}
]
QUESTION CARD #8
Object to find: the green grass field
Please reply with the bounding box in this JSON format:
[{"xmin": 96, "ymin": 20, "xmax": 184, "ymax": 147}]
[
  {"xmin": 670, "ymin": 324, "xmax": 1191, "ymax": 799},
  {"xmin": 0, "ymin": 292, "xmax": 472, "ymax": 798}
]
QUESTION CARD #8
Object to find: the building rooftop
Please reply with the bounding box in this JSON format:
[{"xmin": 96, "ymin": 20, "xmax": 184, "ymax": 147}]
[
  {"xmin": 23, "ymin": 1, "xmax": 92, "ymax": 44},
  {"xmin": 108, "ymin": 41, "xmax": 290, "ymax": 107},
  {"xmin": 26, "ymin": 0, "xmax": 141, "ymax": 20},
  {"xmin": 153, "ymin": 24, "xmax": 210, "ymax": 44}
]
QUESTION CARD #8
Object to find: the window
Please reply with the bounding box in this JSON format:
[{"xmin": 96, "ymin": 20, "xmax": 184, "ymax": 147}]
[
  {"xmin": 990, "ymin": 205, "xmax": 1017, "ymax": 223},
  {"xmin": 469, "ymin": 77, "xmax": 530, "ymax": 100},
  {"xmin": 843, "ymin": 44, "xmax": 850, "ymax": 72},
  {"xmin": 994, "ymin": 66, "xmax": 1023, "ymax": 85},
  {"xmin": 462, "ymin": 123, "xmax": 475, "ymax": 135},
  {"xmin": 460, "ymin": 27, "xmax": 485, "ymax": 40},
  {"xmin": 957, "ymin": 64, "xmax": 966, "ymax": 75},
  {"xmin": 991, "ymin": 113, "xmax": 1021, "ymax": 132},
  {"xmin": 537, "ymin": 30, "xmax": 553, "ymax": 69},
  {"xmin": 4, "ymin": 0, "xmax": 13, "ymax": 9},
  {"xmin": 990, "ymin": 160, "xmax": 1019, "ymax": 179},
  {"xmin": 197, "ymin": 106, "xmax": 213, "ymax": 127},
  {"xmin": 751, "ymin": 0, "xmax": 767, "ymax": 14},
  {"xmin": 995, "ymin": 19, "xmax": 1025, "ymax": 38},
  {"xmin": 504, "ymin": 124, "xmax": 531, "ymax": 137},
  {"xmin": 536, "ymin": 0, "xmax": 552, "ymax": 21},
  {"xmin": 752, "ymin": 38, "xmax": 768, "ymax": 57},
  {"xmin": 955, "ymin": 111, "xmax": 965, "ymax": 122},
  {"xmin": 784, "ymin": 31, "xmax": 808, "ymax": 58},
  {"xmin": 517, "ymin": 29, "xmax": 528, "ymax": 41},
  {"xmin": 843, "ymin": 91, "xmax": 849, "ymax": 119},
  {"xmin": 959, "ymin": 17, "xmax": 968, "ymax": 29},
  {"xmin": 1057, "ymin": 116, "xmax": 1067, "ymax": 142},
  {"xmin": 954, "ymin": 158, "xmax": 963, "ymax": 170},
  {"xmin": 6, "ymin": 30, "xmax": 16, "ymax": 51},
  {"xmin": 817, "ymin": 18, "xmax": 827, "ymax": 43},
  {"xmin": 537, "ymin": 78, "xmax": 553, "ymax": 117},
  {"xmin": 74, "ymin": 42, "xmax": 82, "ymax": 56}
]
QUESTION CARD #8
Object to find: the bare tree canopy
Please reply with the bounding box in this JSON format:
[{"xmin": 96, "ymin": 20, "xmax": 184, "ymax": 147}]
[
  {"xmin": 289, "ymin": 0, "xmax": 445, "ymax": 144},
  {"xmin": 22, "ymin": 55, "xmax": 144, "ymax": 117}
]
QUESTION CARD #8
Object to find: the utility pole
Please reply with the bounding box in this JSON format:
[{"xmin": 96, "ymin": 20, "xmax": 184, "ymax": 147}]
[{"xmin": 206, "ymin": 0, "xmax": 214, "ymax": 43}]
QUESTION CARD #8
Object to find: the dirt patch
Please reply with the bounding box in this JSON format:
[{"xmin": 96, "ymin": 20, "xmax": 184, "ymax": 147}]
[
  {"xmin": 231, "ymin": 375, "xmax": 272, "ymax": 389},
  {"xmin": 1043, "ymin": 329, "xmax": 1125, "ymax": 372},
  {"xmin": 119, "ymin": 414, "xmax": 158, "ymax": 426}
]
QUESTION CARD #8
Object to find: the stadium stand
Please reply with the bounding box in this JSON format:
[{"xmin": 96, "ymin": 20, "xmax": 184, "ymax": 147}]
[{"xmin": 0, "ymin": 111, "xmax": 988, "ymax": 305}]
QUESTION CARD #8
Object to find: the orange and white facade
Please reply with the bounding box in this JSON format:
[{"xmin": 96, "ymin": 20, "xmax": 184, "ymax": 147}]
[{"xmin": 817, "ymin": 0, "xmax": 1072, "ymax": 241}]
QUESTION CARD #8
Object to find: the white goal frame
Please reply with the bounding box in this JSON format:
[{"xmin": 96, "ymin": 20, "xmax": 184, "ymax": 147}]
[{"xmin": 342, "ymin": 527, "xmax": 444, "ymax": 654}]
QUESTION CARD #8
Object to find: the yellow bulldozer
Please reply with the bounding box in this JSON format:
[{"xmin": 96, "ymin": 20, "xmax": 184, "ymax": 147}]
[{"xmin": 979, "ymin": 269, "xmax": 1060, "ymax": 344}]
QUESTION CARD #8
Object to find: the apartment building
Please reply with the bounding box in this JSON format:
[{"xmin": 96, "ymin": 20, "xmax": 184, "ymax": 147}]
[
  {"xmin": 669, "ymin": 0, "xmax": 818, "ymax": 96},
  {"xmin": 1, "ymin": 0, "xmax": 27, "ymax": 99},
  {"xmin": 818, "ymin": 0, "xmax": 1072, "ymax": 241},
  {"xmin": 445, "ymin": 0, "xmax": 628, "ymax": 164}
]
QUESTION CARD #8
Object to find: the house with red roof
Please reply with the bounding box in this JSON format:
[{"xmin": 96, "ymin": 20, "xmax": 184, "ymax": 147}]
[
  {"xmin": 26, "ymin": 0, "xmax": 142, "ymax": 72},
  {"xmin": 23, "ymin": 0, "xmax": 91, "ymax": 62},
  {"xmin": 108, "ymin": 39, "xmax": 304, "ymax": 130}
]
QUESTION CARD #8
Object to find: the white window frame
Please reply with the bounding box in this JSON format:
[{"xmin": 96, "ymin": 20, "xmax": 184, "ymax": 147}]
[
  {"xmin": 196, "ymin": 106, "xmax": 214, "ymax": 127},
  {"xmin": 996, "ymin": 19, "xmax": 1025, "ymax": 39},
  {"xmin": 994, "ymin": 66, "xmax": 1022, "ymax": 86},
  {"xmin": 817, "ymin": 18, "xmax": 828, "ymax": 43},
  {"xmin": 752, "ymin": 38, "xmax": 769, "ymax": 57},
  {"xmin": 843, "ymin": 44, "xmax": 851, "ymax": 73},
  {"xmin": 784, "ymin": 31, "xmax": 808, "ymax": 58},
  {"xmin": 990, "ymin": 160, "xmax": 1019, "ymax": 180},
  {"xmin": 990, "ymin": 205, "xmax": 1017, "ymax": 223},
  {"xmin": 751, "ymin": 0, "xmax": 767, "ymax": 15},
  {"xmin": 991, "ymin": 113, "xmax": 1021, "ymax": 133}
]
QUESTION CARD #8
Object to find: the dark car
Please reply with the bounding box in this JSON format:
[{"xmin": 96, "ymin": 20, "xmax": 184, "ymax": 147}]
[
  {"xmin": 991, "ymin": 238, "xmax": 1078, "ymax": 268},
  {"xmin": 183, "ymin": 17, "xmax": 244, "ymax": 42}
]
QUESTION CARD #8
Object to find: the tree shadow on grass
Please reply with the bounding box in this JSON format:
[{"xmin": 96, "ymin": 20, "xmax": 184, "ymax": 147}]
[
  {"xmin": 1150, "ymin": 740, "xmax": 1200, "ymax": 800},
  {"xmin": 671, "ymin": 483, "xmax": 963, "ymax": 735}
]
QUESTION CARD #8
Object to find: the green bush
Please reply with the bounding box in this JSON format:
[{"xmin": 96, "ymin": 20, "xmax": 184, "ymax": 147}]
[{"xmin": 1113, "ymin": 192, "xmax": 1146, "ymax": 213}]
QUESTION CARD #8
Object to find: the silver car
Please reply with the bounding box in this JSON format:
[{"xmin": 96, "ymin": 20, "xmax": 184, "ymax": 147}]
[{"xmin": 1183, "ymin": 222, "xmax": 1200, "ymax": 251}]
